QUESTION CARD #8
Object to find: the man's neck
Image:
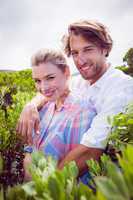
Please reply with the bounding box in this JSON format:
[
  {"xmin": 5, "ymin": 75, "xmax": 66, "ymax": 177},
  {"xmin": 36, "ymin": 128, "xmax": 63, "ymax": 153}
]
[{"xmin": 90, "ymin": 63, "xmax": 110, "ymax": 85}]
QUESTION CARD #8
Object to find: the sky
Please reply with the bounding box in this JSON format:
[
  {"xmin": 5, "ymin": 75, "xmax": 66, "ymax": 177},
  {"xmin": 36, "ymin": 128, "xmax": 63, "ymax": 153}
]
[{"xmin": 0, "ymin": 0, "xmax": 133, "ymax": 73}]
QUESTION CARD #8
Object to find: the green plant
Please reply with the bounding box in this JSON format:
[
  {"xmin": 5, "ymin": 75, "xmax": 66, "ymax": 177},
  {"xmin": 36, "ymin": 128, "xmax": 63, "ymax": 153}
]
[
  {"xmin": 116, "ymin": 48, "xmax": 133, "ymax": 77},
  {"xmin": 22, "ymin": 152, "xmax": 95, "ymax": 200},
  {"xmin": 0, "ymin": 85, "xmax": 35, "ymax": 200},
  {"xmin": 107, "ymin": 102, "xmax": 133, "ymax": 151},
  {"xmin": 95, "ymin": 145, "xmax": 133, "ymax": 200}
]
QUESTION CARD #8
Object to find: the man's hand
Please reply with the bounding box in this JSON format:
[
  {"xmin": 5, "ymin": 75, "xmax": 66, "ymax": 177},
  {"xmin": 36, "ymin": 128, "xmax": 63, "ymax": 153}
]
[
  {"xmin": 16, "ymin": 103, "xmax": 40, "ymax": 145},
  {"xmin": 58, "ymin": 144, "xmax": 103, "ymax": 176}
]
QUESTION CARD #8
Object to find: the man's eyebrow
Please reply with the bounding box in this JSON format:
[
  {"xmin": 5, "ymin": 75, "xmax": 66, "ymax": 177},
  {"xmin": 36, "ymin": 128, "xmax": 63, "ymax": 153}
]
[
  {"xmin": 83, "ymin": 45, "xmax": 96, "ymax": 49},
  {"xmin": 71, "ymin": 49, "xmax": 77, "ymax": 53},
  {"xmin": 71, "ymin": 45, "xmax": 95, "ymax": 52}
]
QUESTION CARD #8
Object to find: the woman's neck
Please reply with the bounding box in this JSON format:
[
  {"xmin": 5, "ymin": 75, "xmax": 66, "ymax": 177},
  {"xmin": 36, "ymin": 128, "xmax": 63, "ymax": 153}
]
[{"xmin": 55, "ymin": 88, "xmax": 70, "ymax": 110}]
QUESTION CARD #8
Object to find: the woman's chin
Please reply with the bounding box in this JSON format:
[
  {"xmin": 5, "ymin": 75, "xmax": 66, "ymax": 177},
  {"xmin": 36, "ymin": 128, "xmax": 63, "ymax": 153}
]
[
  {"xmin": 48, "ymin": 96, "xmax": 57, "ymax": 102},
  {"xmin": 42, "ymin": 94, "xmax": 60, "ymax": 102}
]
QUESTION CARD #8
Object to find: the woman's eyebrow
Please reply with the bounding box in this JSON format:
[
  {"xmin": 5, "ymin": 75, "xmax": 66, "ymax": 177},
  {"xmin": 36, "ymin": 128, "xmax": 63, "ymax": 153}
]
[
  {"xmin": 45, "ymin": 73, "xmax": 56, "ymax": 78},
  {"xmin": 33, "ymin": 73, "xmax": 56, "ymax": 80}
]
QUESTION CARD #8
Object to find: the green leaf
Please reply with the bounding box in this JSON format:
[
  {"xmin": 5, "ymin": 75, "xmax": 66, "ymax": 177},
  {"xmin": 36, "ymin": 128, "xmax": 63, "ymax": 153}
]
[
  {"xmin": 0, "ymin": 156, "xmax": 3, "ymax": 172},
  {"xmin": 127, "ymin": 119, "xmax": 133, "ymax": 125},
  {"xmin": 6, "ymin": 186, "xmax": 28, "ymax": 200},
  {"xmin": 96, "ymin": 177, "xmax": 127, "ymax": 200},
  {"xmin": 48, "ymin": 175, "xmax": 64, "ymax": 200},
  {"xmin": 106, "ymin": 162, "xmax": 129, "ymax": 199},
  {"xmin": 87, "ymin": 159, "xmax": 101, "ymax": 176},
  {"xmin": 22, "ymin": 181, "xmax": 36, "ymax": 196}
]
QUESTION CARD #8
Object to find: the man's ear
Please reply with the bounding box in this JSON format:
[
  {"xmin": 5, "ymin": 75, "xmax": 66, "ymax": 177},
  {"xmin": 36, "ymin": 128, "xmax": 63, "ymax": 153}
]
[{"xmin": 102, "ymin": 49, "xmax": 108, "ymax": 57}]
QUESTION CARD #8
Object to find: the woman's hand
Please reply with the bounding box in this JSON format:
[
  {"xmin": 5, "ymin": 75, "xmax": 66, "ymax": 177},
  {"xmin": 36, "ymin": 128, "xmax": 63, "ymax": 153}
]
[
  {"xmin": 16, "ymin": 103, "xmax": 40, "ymax": 145},
  {"xmin": 16, "ymin": 93, "xmax": 48, "ymax": 144},
  {"xmin": 23, "ymin": 153, "xmax": 32, "ymax": 181}
]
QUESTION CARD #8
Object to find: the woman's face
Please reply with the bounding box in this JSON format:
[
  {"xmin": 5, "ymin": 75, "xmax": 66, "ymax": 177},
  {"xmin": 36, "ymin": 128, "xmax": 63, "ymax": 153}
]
[{"xmin": 32, "ymin": 62, "xmax": 69, "ymax": 101}]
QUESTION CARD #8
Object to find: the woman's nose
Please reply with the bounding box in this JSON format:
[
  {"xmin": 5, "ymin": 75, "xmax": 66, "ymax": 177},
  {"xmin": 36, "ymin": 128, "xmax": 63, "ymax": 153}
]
[{"xmin": 40, "ymin": 80, "xmax": 49, "ymax": 91}]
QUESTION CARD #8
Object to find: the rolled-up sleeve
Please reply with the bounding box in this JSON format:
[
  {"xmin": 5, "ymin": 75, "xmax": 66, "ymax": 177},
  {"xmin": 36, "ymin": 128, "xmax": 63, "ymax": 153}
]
[{"xmin": 81, "ymin": 86, "xmax": 133, "ymax": 149}]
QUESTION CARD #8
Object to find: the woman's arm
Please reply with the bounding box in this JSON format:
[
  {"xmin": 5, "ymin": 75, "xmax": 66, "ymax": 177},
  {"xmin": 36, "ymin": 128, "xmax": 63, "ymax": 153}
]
[
  {"xmin": 23, "ymin": 153, "xmax": 32, "ymax": 181},
  {"xmin": 16, "ymin": 93, "xmax": 47, "ymax": 144}
]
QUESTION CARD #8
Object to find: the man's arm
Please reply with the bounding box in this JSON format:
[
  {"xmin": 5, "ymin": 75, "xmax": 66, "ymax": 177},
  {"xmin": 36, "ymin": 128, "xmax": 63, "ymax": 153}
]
[
  {"xmin": 58, "ymin": 83, "xmax": 133, "ymax": 174},
  {"xmin": 58, "ymin": 144, "xmax": 103, "ymax": 176},
  {"xmin": 16, "ymin": 93, "xmax": 47, "ymax": 144}
]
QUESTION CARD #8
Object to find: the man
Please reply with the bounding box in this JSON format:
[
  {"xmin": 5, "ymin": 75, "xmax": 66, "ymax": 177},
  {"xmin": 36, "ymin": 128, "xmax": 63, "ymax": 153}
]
[{"xmin": 17, "ymin": 20, "xmax": 133, "ymax": 175}]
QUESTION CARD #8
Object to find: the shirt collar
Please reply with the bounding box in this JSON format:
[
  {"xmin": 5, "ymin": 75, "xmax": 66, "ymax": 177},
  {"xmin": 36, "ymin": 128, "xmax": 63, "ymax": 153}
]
[
  {"xmin": 91, "ymin": 65, "xmax": 114, "ymax": 89},
  {"xmin": 54, "ymin": 92, "xmax": 74, "ymax": 112}
]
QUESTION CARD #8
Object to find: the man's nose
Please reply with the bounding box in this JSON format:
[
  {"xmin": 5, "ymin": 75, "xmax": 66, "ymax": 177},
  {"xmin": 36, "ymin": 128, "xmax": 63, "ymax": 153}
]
[
  {"xmin": 77, "ymin": 53, "xmax": 86, "ymax": 66},
  {"xmin": 78, "ymin": 58, "xmax": 86, "ymax": 66}
]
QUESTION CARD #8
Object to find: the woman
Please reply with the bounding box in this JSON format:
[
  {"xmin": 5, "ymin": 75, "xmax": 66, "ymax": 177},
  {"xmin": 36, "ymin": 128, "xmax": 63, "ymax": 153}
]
[{"xmin": 24, "ymin": 49, "xmax": 96, "ymax": 184}]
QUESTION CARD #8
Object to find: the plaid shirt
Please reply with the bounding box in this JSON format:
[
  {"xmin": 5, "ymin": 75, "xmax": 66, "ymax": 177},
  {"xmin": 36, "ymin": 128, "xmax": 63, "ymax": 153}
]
[{"xmin": 32, "ymin": 93, "xmax": 96, "ymax": 160}]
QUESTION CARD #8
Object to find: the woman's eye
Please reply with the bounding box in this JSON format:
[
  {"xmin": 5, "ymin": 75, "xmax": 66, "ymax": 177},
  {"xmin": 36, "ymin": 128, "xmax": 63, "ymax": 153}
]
[
  {"xmin": 35, "ymin": 79, "xmax": 41, "ymax": 84},
  {"xmin": 47, "ymin": 76, "xmax": 55, "ymax": 80}
]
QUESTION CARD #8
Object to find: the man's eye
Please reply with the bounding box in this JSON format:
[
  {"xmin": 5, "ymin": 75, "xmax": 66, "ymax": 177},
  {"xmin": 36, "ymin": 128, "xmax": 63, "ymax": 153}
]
[
  {"xmin": 84, "ymin": 48, "xmax": 91, "ymax": 52},
  {"xmin": 71, "ymin": 51, "xmax": 78, "ymax": 56}
]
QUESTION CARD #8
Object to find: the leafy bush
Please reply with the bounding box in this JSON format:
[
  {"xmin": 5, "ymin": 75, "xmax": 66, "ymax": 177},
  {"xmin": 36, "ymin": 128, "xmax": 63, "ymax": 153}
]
[
  {"xmin": 0, "ymin": 84, "xmax": 35, "ymax": 199},
  {"xmin": 116, "ymin": 48, "xmax": 133, "ymax": 77},
  {"xmin": 0, "ymin": 69, "xmax": 35, "ymax": 92},
  {"xmin": 95, "ymin": 145, "xmax": 133, "ymax": 200},
  {"xmin": 3, "ymin": 145, "xmax": 133, "ymax": 200},
  {"xmin": 107, "ymin": 102, "xmax": 133, "ymax": 151},
  {"xmin": 22, "ymin": 152, "xmax": 95, "ymax": 200}
]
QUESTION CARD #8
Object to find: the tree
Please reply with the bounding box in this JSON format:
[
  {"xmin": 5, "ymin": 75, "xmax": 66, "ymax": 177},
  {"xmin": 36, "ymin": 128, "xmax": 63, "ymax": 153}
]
[
  {"xmin": 122, "ymin": 48, "xmax": 133, "ymax": 76},
  {"xmin": 123, "ymin": 48, "xmax": 133, "ymax": 68}
]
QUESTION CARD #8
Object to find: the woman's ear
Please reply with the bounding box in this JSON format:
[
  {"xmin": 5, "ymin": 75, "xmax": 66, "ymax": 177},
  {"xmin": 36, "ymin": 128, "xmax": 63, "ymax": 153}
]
[{"xmin": 65, "ymin": 67, "xmax": 70, "ymax": 79}]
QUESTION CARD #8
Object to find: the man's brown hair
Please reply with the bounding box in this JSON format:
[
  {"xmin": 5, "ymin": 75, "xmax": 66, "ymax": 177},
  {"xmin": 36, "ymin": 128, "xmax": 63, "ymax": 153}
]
[{"xmin": 62, "ymin": 20, "xmax": 113, "ymax": 57}]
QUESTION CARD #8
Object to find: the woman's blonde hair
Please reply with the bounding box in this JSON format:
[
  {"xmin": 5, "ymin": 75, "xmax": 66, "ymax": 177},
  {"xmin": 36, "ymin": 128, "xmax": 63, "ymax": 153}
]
[{"xmin": 31, "ymin": 49, "xmax": 69, "ymax": 73}]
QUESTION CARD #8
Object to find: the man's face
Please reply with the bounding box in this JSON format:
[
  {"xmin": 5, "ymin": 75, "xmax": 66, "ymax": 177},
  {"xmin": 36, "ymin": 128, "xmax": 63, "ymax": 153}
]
[
  {"xmin": 32, "ymin": 62, "xmax": 69, "ymax": 101},
  {"xmin": 69, "ymin": 34, "xmax": 107, "ymax": 84}
]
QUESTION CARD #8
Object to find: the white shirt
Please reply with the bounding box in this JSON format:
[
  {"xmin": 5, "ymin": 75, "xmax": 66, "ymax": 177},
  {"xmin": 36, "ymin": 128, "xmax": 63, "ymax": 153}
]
[{"xmin": 71, "ymin": 66, "xmax": 133, "ymax": 149}]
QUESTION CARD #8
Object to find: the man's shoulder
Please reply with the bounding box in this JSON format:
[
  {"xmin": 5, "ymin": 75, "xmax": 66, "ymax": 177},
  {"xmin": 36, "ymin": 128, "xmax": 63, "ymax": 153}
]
[
  {"xmin": 109, "ymin": 67, "xmax": 133, "ymax": 80},
  {"xmin": 69, "ymin": 67, "xmax": 133, "ymax": 94},
  {"xmin": 102, "ymin": 67, "xmax": 133, "ymax": 88},
  {"xmin": 100, "ymin": 67, "xmax": 133, "ymax": 99}
]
